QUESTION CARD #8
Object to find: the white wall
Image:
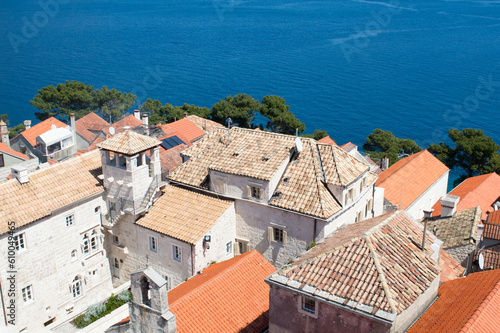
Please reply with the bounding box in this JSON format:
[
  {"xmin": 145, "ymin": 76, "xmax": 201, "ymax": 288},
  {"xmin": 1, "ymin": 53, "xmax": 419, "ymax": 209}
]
[
  {"xmin": 0, "ymin": 195, "xmax": 112, "ymax": 332},
  {"xmin": 406, "ymin": 170, "xmax": 449, "ymax": 220}
]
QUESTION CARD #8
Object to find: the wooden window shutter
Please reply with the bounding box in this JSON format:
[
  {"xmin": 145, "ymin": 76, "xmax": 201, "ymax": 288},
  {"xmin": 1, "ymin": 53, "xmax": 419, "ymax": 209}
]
[
  {"xmin": 234, "ymin": 243, "xmax": 240, "ymax": 256},
  {"xmin": 283, "ymin": 230, "xmax": 288, "ymax": 245},
  {"xmin": 259, "ymin": 188, "xmax": 264, "ymax": 200},
  {"xmin": 268, "ymin": 227, "xmax": 273, "ymax": 242},
  {"xmin": 246, "ymin": 186, "xmax": 252, "ymax": 198}
]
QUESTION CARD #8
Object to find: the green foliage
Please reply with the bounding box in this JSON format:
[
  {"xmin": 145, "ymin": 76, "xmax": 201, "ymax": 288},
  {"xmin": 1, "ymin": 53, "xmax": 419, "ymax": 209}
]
[
  {"xmin": 72, "ymin": 291, "xmax": 131, "ymax": 328},
  {"xmin": 211, "ymin": 94, "xmax": 260, "ymax": 128},
  {"xmin": 30, "ymin": 80, "xmax": 96, "ymax": 121},
  {"xmin": 95, "ymin": 86, "xmax": 136, "ymax": 123},
  {"xmin": 301, "ymin": 129, "xmax": 329, "ymax": 141},
  {"xmin": 30, "ymin": 81, "xmax": 136, "ymax": 122},
  {"xmin": 363, "ymin": 129, "xmax": 422, "ymax": 165},
  {"xmin": 306, "ymin": 241, "xmax": 317, "ymax": 250},
  {"xmin": 0, "ymin": 114, "xmax": 7, "ymax": 122},
  {"xmin": 428, "ymin": 128, "xmax": 500, "ymax": 187},
  {"xmin": 9, "ymin": 123, "xmax": 25, "ymax": 138},
  {"xmin": 260, "ymin": 95, "xmax": 305, "ymax": 135},
  {"xmin": 141, "ymin": 99, "xmax": 211, "ymax": 125}
]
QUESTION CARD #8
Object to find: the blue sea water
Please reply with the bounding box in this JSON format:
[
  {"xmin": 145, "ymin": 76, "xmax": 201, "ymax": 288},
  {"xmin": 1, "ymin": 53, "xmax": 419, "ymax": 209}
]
[{"xmin": 1, "ymin": 0, "xmax": 500, "ymax": 153}]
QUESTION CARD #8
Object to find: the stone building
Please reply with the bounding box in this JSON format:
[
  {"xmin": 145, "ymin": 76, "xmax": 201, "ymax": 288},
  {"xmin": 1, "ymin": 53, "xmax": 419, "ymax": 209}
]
[
  {"xmin": 0, "ymin": 150, "xmax": 112, "ymax": 331},
  {"xmin": 266, "ymin": 211, "xmax": 442, "ymax": 333},
  {"xmin": 169, "ymin": 127, "xmax": 384, "ymax": 267}
]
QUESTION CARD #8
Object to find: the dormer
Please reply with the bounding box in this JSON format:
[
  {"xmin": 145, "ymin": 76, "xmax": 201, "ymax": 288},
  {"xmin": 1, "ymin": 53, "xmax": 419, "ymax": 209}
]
[{"xmin": 98, "ymin": 130, "xmax": 161, "ymax": 215}]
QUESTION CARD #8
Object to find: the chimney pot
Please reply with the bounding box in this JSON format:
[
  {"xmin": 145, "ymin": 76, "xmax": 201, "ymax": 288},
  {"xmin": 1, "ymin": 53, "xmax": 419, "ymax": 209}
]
[
  {"xmin": 11, "ymin": 166, "xmax": 29, "ymax": 184},
  {"xmin": 440, "ymin": 194, "xmax": 460, "ymax": 217},
  {"xmin": 142, "ymin": 114, "xmax": 149, "ymax": 136},
  {"xmin": 183, "ymin": 112, "xmax": 188, "ymax": 119},
  {"xmin": 23, "ymin": 120, "xmax": 31, "ymax": 130},
  {"xmin": 134, "ymin": 109, "xmax": 141, "ymax": 120}
]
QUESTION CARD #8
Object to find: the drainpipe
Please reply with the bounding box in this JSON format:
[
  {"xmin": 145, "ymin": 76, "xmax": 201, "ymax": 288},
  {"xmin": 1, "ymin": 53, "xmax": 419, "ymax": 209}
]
[{"xmin": 191, "ymin": 244, "xmax": 195, "ymax": 277}]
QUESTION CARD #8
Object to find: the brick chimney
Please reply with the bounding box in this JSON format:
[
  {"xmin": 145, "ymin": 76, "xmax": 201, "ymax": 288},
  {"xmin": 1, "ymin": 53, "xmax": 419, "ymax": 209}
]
[
  {"xmin": 0, "ymin": 120, "xmax": 9, "ymax": 147},
  {"xmin": 23, "ymin": 120, "xmax": 31, "ymax": 130},
  {"xmin": 441, "ymin": 194, "xmax": 460, "ymax": 217},
  {"xmin": 134, "ymin": 109, "xmax": 141, "ymax": 120}
]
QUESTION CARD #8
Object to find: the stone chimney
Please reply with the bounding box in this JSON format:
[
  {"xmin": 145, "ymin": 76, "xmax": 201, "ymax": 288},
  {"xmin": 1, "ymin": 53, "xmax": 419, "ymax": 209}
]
[
  {"xmin": 183, "ymin": 112, "xmax": 188, "ymax": 119},
  {"xmin": 440, "ymin": 194, "xmax": 460, "ymax": 217},
  {"xmin": 23, "ymin": 120, "xmax": 31, "ymax": 130},
  {"xmin": 142, "ymin": 114, "xmax": 149, "ymax": 136},
  {"xmin": 134, "ymin": 109, "xmax": 141, "ymax": 120},
  {"xmin": 423, "ymin": 209, "xmax": 434, "ymax": 219},
  {"xmin": 70, "ymin": 114, "xmax": 76, "ymax": 154},
  {"xmin": 0, "ymin": 120, "xmax": 9, "ymax": 147},
  {"xmin": 11, "ymin": 166, "xmax": 28, "ymax": 184},
  {"xmin": 381, "ymin": 157, "xmax": 389, "ymax": 171}
]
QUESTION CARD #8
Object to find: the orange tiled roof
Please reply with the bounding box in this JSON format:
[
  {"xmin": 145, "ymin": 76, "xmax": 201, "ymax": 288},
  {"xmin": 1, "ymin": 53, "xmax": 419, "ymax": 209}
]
[
  {"xmin": 170, "ymin": 127, "xmax": 372, "ymax": 219},
  {"xmin": 186, "ymin": 115, "xmax": 223, "ymax": 133},
  {"xmin": 484, "ymin": 211, "xmax": 500, "ymax": 240},
  {"xmin": 376, "ymin": 150, "xmax": 449, "ymax": 210},
  {"xmin": 439, "ymin": 249, "xmax": 463, "ymax": 282},
  {"xmin": 97, "ymin": 130, "xmax": 160, "ymax": 155},
  {"xmin": 0, "ymin": 142, "xmax": 29, "ymax": 160},
  {"xmin": 158, "ymin": 144, "xmax": 188, "ymax": 175},
  {"xmin": 75, "ymin": 112, "xmax": 109, "ymax": 143},
  {"xmin": 268, "ymin": 211, "xmax": 440, "ymax": 319},
  {"xmin": 135, "ymin": 185, "xmax": 233, "ymax": 244},
  {"xmin": 111, "ymin": 114, "xmax": 143, "ymax": 130},
  {"xmin": 408, "ymin": 269, "xmax": 500, "ymax": 333},
  {"xmin": 432, "ymin": 173, "xmax": 500, "ymax": 221},
  {"xmin": 16, "ymin": 117, "xmax": 67, "ymax": 146},
  {"xmin": 474, "ymin": 245, "xmax": 500, "ymax": 271},
  {"xmin": 0, "ymin": 150, "xmax": 103, "ymax": 235},
  {"xmin": 318, "ymin": 135, "xmax": 336, "ymax": 145},
  {"xmin": 340, "ymin": 141, "xmax": 357, "ymax": 152},
  {"xmin": 169, "ymin": 250, "xmax": 275, "ymax": 333},
  {"xmin": 162, "ymin": 118, "xmax": 205, "ymax": 143}
]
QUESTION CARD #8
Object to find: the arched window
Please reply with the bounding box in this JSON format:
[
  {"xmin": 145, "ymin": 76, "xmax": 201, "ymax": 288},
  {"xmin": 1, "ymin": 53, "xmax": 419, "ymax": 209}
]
[
  {"xmin": 140, "ymin": 276, "xmax": 151, "ymax": 306},
  {"xmin": 71, "ymin": 276, "xmax": 82, "ymax": 298},
  {"xmin": 82, "ymin": 235, "xmax": 89, "ymax": 255}
]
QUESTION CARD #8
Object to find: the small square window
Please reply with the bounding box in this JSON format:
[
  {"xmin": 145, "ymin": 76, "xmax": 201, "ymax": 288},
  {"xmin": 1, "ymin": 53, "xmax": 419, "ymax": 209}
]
[
  {"xmin": 251, "ymin": 186, "xmax": 260, "ymax": 199},
  {"xmin": 114, "ymin": 258, "xmax": 119, "ymax": 269},
  {"xmin": 14, "ymin": 233, "xmax": 26, "ymax": 251},
  {"xmin": 226, "ymin": 241, "xmax": 232, "ymax": 255},
  {"xmin": 113, "ymin": 235, "xmax": 119, "ymax": 244},
  {"xmin": 149, "ymin": 236, "xmax": 157, "ymax": 253},
  {"xmin": 71, "ymin": 249, "xmax": 77, "ymax": 259},
  {"xmin": 302, "ymin": 297, "xmax": 316, "ymax": 314},
  {"xmin": 173, "ymin": 245, "xmax": 181, "ymax": 262},
  {"xmin": 66, "ymin": 214, "xmax": 74, "ymax": 227},
  {"xmin": 22, "ymin": 285, "xmax": 33, "ymax": 302},
  {"xmin": 94, "ymin": 207, "xmax": 100, "ymax": 214}
]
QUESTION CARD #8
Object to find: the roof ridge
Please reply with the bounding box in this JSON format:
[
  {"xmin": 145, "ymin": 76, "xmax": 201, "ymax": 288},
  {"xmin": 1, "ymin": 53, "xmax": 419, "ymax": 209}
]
[
  {"xmin": 363, "ymin": 232, "xmax": 398, "ymax": 314},
  {"xmin": 310, "ymin": 142, "xmax": 328, "ymax": 218},
  {"xmin": 331, "ymin": 145, "xmax": 344, "ymax": 186},
  {"xmin": 169, "ymin": 251, "xmax": 258, "ymax": 307},
  {"xmin": 459, "ymin": 276, "xmax": 500, "ymax": 333}
]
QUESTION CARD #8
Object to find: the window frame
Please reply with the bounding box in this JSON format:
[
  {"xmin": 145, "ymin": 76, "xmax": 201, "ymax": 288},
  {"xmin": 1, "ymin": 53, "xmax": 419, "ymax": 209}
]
[
  {"xmin": 172, "ymin": 244, "xmax": 181, "ymax": 262},
  {"xmin": 274, "ymin": 228, "xmax": 284, "ymax": 243},
  {"xmin": 149, "ymin": 236, "xmax": 158, "ymax": 253},
  {"xmin": 250, "ymin": 186, "xmax": 260, "ymax": 199},
  {"xmin": 226, "ymin": 241, "xmax": 232, "ymax": 255},
  {"xmin": 71, "ymin": 277, "xmax": 82, "ymax": 299},
  {"xmin": 14, "ymin": 233, "xmax": 26, "ymax": 251},
  {"xmin": 113, "ymin": 235, "xmax": 119, "ymax": 244},
  {"xmin": 22, "ymin": 285, "xmax": 33, "ymax": 303},
  {"xmin": 0, "ymin": 153, "xmax": 4, "ymax": 167},
  {"xmin": 299, "ymin": 296, "xmax": 318, "ymax": 317},
  {"xmin": 66, "ymin": 214, "xmax": 74, "ymax": 227}
]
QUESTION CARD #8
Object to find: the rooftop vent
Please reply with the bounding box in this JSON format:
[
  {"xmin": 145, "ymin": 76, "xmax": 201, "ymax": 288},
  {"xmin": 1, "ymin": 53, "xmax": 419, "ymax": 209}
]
[
  {"xmin": 272, "ymin": 191, "xmax": 283, "ymax": 200},
  {"xmin": 283, "ymin": 177, "xmax": 290, "ymax": 185}
]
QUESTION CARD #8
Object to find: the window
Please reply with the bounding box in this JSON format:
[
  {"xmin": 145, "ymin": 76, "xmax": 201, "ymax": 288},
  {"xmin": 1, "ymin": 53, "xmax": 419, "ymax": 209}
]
[
  {"xmin": 173, "ymin": 245, "xmax": 181, "ymax": 262},
  {"xmin": 14, "ymin": 233, "xmax": 26, "ymax": 251},
  {"xmin": 71, "ymin": 277, "xmax": 82, "ymax": 298},
  {"xmin": 149, "ymin": 236, "xmax": 157, "ymax": 253},
  {"xmin": 238, "ymin": 241, "xmax": 248, "ymax": 254},
  {"xmin": 90, "ymin": 231, "xmax": 98, "ymax": 252},
  {"xmin": 22, "ymin": 285, "xmax": 33, "ymax": 302},
  {"xmin": 164, "ymin": 276, "xmax": 171, "ymax": 290},
  {"xmin": 0, "ymin": 154, "xmax": 4, "ymax": 167},
  {"xmin": 348, "ymin": 188, "xmax": 354, "ymax": 200},
  {"xmin": 114, "ymin": 258, "xmax": 119, "ymax": 269},
  {"xmin": 82, "ymin": 235, "xmax": 90, "ymax": 255},
  {"xmin": 66, "ymin": 214, "xmax": 74, "ymax": 227},
  {"xmin": 251, "ymin": 186, "xmax": 260, "ymax": 199},
  {"xmin": 360, "ymin": 181, "xmax": 363, "ymax": 193},
  {"xmin": 113, "ymin": 235, "xmax": 119, "ymax": 244},
  {"xmin": 302, "ymin": 297, "xmax": 316, "ymax": 315},
  {"xmin": 268, "ymin": 227, "xmax": 287, "ymax": 244},
  {"xmin": 94, "ymin": 206, "xmax": 100, "ymax": 214},
  {"xmin": 226, "ymin": 242, "xmax": 232, "ymax": 255},
  {"xmin": 355, "ymin": 211, "xmax": 363, "ymax": 223},
  {"xmin": 20, "ymin": 146, "xmax": 27, "ymax": 155},
  {"xmin": 71, "ymin": 249, "xmax": 77, "ymax": 259}
]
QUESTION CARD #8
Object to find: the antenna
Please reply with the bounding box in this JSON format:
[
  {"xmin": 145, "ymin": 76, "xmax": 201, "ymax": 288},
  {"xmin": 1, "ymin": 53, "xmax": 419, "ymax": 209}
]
[
  {"xmin": 479, "ymin": 253, "xmax": 484, "ymax": 270},
  {"xmin": 226, "ymin": 118, "xmax": 233, "ymax": 145},
  {"xmin": 109, "ymin": 127, "xmax": 115, "ymax": 135},
  {"xmin": 295, "ymin": 137, "xmax": 303, "ymax": 153},
  {"xmin": 51, "ymin": 124, "xmax": 57, "ymax": 130}
]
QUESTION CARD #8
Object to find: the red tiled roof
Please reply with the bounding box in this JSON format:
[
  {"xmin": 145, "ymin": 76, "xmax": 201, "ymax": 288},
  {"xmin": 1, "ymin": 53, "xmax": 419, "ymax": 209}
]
[
  {"xmin": 0, "ymin": 142, "xmax": 29, "ymax": 160},
  {"xmin": 111, "ymin": 115, "xmax": 143, "ymax": 131},
  {"xmin": 270, "ymin": 211, "xmax": 440, "ymax": 317},
  {"xmin": 432, "ymin": 173, "xmax": 500, "ymax": 221},
  {"xmin": 439, "ymin": 249, "xmax": 463, "ymax": 282},
  {"xmin": 474, "ymin": 245, "xmax": 500, "ymax": 270},
  {"xmin": 339, "ymin": 141, "xmax": 356, "ymax": 152},
  {"xmin": 169, "ymin": 250, "xmax": 275, "ymax": 333},
  {"xmin": 408, "ymin": 269, "xmax": 500, "ymax": 333},
  {"xmin": 318, "ymin": 135, "xmax": 336, "ymax": 145},
  {"xmin": 75, "ymin": 112, "xmax": 109, "ymax": 143},
  {"xmin": 16, "ymin": 117, "xmax": 67, "ymax": 146},
  {"xmin": 376, "ymin": 150, "xmax": 449, "ymax": 210},
  {"xmin": 162, "ymin": 118, "xmax": 205, "ymax": 143},
  {"xmin": 483, "ymin": 210, "xmax": 500, "ymax": 240},
  {"xmin": 489, "ymin": 210, "xmax": 500, "ymax": 225}
]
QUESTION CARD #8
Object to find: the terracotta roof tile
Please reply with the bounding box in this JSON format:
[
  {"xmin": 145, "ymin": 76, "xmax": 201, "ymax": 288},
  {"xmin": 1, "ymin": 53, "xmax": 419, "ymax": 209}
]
[
  {"xmin": 270, "ymin": 211, "xmax": 440, "ymax": 317},
  {"xmin": 439, "ymin": 249, "xmax": 463, "ymax": 282},
  {"xmin": 111, "ymin": 114, "xmax": 143, "ymax": 130},
  {"xmin": 318, "ymin": 136, "xmax": 336, "ymax": 145},
  {"xmin": 432, "ymin": 173, "xmax": 500, "ymax": 221},
  {"xmin": 135, "ymin": 186, "xmax": 233, "ymax": 244},
  {"xmin": 169, "ymin": 250, "xmax": 275, "ymax": 333},
  {"xmin": 408, "ymin": 270, "xmax": 500, "ymax": 333},
  {"xmin": 170, "ymin": 127, "xmax": 371, "ymax": 219},
  {"xmin": 340, "ymin": 141, "xmax": 356, "ymax": 152},
  {"xmin": 97, "ymin": 130, "xmax": 160, "ymax": 155},
  {"xmin": 0, "ymin": 142, "xmax": 29, "ymax": 160},
  {"xmin": 16, "ymin": 117, "xmax": 67, "ymax": 146},
  {"xmin": 0, "ymin": 150, "xmax": 103, "ymax": 234},
  {"xmin": 376, "ymin": 150, "xmax": 449, "ymax": 210},
  {"xmin": 162, "ymin": 118, "xmax": 205, "ymax": 143},
  {"xmin": 75, "ymin": 112, "xmax": 109, "ymax": 143},
  {"xmin": 474, "ymin": 245, "xmax": 500, "ymax": 270},
  {"xmin": 423, "ymin": 207, "xmax": 481, "ymax": 248},
  {"xmin": 185, "ymin": 115, "xmax": 223, "ymax": 133}
]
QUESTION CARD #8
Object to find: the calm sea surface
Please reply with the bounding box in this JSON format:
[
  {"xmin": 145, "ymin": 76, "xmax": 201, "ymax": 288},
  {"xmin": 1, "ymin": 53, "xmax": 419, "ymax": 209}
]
[{"xmin": 1, "ymin": 0, "xmax": 500, "ymax": 152}]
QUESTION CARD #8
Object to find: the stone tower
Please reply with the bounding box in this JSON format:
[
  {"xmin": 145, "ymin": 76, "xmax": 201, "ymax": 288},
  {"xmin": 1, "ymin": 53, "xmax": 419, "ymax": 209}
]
[
  {"xmin": 0, "ymin": 120, "xmax": 9, "ymax": 147},
  {"xmin": 97, "ymin": 130, "xmax": 162, "ymax": 218},
  {"xmin": 129, "ymin": 267, "xmax": 176, "ymax": 333}
]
